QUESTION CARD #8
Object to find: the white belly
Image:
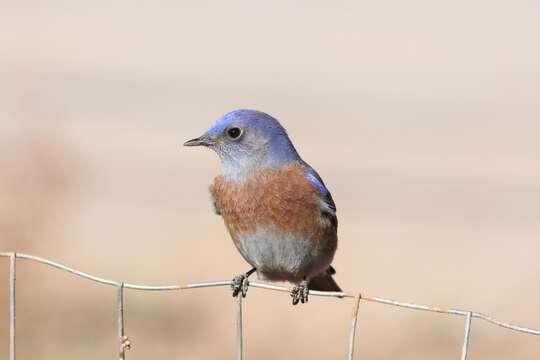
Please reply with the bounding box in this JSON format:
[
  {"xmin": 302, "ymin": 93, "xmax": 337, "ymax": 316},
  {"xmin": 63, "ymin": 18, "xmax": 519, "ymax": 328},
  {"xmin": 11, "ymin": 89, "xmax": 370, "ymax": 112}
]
[{"xmin": 234, "ymin": 228, "xmax": 332, "ymax": 283}]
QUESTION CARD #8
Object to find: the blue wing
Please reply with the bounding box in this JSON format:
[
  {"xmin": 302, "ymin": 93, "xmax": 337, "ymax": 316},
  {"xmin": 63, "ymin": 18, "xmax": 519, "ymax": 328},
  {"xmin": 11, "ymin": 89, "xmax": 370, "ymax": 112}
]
[{"xmin": 304, "ymin": 167, "xmax": 337, "ymax": 226}]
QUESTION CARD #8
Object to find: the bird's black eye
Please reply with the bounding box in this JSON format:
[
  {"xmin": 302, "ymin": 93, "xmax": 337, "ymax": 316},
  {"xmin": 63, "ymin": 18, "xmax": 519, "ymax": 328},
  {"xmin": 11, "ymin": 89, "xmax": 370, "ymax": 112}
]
[{"xmin": 227, "ymin": 127, "xmax": 242, "ymax": 140}]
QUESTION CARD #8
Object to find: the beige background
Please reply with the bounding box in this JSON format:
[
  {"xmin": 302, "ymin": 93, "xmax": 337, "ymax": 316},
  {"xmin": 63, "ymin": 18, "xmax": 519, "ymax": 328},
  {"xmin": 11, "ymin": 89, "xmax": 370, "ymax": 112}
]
[{"xmin": 1, "ymin": 1, "xmax": 539, "ymax": 359}]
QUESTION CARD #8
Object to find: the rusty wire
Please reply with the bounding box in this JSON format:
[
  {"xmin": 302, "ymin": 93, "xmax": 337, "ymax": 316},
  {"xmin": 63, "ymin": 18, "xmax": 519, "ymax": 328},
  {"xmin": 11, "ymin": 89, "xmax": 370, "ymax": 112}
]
[
  {"xmin": 461, "ymin": 311, "xmax": 473, "ymax": 360},
  {"xmin": 117, "ymin": 283, "xmax": 127, "ymax": 360},
  {"xmin": 1, "ymin": 252, "xmax": 539, "ymax": 360},
  {"xmin": 236, "ymin": 295, "xmax": 244, "ymax": 360}
]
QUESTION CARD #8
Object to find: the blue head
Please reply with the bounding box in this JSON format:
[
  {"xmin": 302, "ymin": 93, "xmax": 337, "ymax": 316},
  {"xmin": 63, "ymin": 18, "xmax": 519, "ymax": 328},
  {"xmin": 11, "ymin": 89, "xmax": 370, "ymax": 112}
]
[{"xmin": 184, "ymin": 109, "xmax": 301, "ymax": 180}]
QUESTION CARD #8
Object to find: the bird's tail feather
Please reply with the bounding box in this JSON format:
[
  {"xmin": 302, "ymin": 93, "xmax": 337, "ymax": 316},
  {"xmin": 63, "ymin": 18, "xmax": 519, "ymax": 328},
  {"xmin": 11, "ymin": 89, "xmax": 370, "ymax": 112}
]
[{"xmin": 308, "ymin": 272, "xmax": 341, "ymax": 292}]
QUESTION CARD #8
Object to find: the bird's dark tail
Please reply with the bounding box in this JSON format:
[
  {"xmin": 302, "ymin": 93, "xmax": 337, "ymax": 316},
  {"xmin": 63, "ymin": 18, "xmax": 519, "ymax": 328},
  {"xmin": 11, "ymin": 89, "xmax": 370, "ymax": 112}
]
[{"xmin": 308, "ymin": 269, "xmax": 342, "ymax": 292}]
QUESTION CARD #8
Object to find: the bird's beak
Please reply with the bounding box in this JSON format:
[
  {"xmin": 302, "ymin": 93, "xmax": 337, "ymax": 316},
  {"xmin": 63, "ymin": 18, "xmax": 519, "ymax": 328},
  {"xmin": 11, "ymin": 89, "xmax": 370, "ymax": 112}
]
[{"xmin": 183, "ymin": 136, "xmax": 212, "ymax": 147}]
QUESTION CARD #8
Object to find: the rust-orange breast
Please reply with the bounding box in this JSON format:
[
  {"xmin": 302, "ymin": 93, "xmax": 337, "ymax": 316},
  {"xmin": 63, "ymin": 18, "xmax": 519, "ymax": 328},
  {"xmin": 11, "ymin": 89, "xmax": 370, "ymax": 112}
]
[{"xmin": 209, "ymin": 164, "xmax": 336, "ymax": 250}]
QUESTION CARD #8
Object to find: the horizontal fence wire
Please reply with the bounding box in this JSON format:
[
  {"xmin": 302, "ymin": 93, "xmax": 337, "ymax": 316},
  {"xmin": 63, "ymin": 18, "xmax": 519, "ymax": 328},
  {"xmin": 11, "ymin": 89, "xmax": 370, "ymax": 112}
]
[{"xmin": 1, "ymin": 252, "xmax": 539, "ymax": 360}]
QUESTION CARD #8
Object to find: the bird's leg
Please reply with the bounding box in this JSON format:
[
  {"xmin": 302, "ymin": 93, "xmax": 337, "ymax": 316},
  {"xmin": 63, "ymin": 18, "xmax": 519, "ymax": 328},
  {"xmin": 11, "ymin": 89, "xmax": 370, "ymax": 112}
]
[
  {"xmin": 231, "ymin": 267, "xmax": 257, "ymax": 298},
  {"xmin": 291, "ymin": 278, "xmax": 309, "ymax": 305}
]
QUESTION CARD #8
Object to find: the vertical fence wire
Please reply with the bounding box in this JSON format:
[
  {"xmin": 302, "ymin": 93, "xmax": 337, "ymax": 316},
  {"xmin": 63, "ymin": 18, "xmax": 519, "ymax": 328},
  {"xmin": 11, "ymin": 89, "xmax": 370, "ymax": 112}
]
[
  {"xmin": 117, "ymin": 283, "xmax": 126, "ymax": 360},
  {"xmin": 235, "ymin": 295, "xmax": 243, "ymax": 360},
  {"xmin": 9, "ymin": 253, "xmax": 16, "ymax": 360},
  {"xmin": 347, "ymin": 294, "xmax": 362, "ymax": 360},
  {"xmin": 460, "ymin": 311, "xmax": 473, "ymax": 360}
]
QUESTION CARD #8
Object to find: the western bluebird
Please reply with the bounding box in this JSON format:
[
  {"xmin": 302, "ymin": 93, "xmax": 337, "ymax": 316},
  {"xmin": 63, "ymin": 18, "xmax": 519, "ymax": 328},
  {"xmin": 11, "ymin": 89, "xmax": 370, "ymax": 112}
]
[{"xmin": 184, "ymin": 109, "xmax": 341, "ymax": 305}]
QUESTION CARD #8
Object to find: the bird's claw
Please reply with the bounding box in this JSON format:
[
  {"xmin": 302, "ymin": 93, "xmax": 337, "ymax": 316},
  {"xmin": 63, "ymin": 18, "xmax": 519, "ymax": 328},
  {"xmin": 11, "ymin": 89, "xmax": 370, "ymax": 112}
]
[
  {"xmin": 291, "ymin": 280, "xmax": 309, "ymax": 305},
  {"xmin": 231, "ymin": 274, "xmax": 250, "ymax": 298}
]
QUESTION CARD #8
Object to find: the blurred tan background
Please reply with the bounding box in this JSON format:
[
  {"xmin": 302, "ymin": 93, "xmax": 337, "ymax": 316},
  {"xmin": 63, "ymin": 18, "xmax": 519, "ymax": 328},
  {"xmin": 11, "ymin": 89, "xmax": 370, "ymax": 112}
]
[{"xmin": 1, "ymin": 1, "xmax": 539, "ymax": 359}]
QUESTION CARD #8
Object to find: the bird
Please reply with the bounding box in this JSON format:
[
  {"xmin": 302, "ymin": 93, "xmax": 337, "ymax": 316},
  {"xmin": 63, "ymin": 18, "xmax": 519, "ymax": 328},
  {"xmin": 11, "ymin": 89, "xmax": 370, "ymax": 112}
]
[{"xmin": 184, "ymin": 109, "xmax": 341, "ymax": 305}]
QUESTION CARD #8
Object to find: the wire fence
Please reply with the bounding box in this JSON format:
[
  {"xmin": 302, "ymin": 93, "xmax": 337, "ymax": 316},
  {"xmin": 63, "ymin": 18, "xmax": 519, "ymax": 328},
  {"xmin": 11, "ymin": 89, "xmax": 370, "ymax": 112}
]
[{"xmin": 1, "ymin": 252, "xmax": 539, "ymax": 360}]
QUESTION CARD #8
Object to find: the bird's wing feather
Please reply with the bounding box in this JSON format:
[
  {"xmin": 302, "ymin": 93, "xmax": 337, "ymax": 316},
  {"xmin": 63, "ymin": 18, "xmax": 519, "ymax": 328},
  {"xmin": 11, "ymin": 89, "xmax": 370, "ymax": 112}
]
[{"xmin": 304, "ymin": 167, "xmax": 337, "ymax": 226}]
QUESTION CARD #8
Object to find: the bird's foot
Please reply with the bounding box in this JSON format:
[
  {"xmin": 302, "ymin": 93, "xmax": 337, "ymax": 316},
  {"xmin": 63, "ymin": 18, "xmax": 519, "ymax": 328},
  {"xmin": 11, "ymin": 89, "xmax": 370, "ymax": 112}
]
[
  {"xmin": 291, "ymin": 280, "xmax": 309, "ymax": 305},
  {"xmin": 231, "ymin": 274, "xmax": 250, "ymax": 298}
]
